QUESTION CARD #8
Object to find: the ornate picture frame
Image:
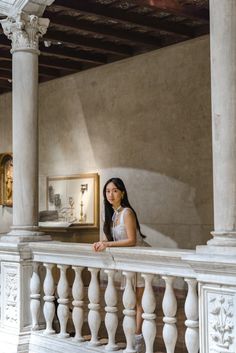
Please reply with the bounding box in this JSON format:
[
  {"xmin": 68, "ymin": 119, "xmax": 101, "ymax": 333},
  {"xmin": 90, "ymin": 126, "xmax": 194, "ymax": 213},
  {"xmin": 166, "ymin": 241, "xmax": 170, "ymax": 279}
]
[
  {"xmin": 0, "ymin": 153, "xmax": 13, "ymax": 207},
  {"xmin": 43, "ymin": 173, "xmax": 99, "ymax": 228}
]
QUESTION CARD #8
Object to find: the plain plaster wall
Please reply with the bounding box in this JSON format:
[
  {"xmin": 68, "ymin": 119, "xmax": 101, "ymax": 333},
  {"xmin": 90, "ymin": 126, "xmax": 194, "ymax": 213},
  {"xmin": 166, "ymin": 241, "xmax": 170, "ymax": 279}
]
[{"xmin": 0, "ymin": 35, "xmax": 213, "ymax": 248}]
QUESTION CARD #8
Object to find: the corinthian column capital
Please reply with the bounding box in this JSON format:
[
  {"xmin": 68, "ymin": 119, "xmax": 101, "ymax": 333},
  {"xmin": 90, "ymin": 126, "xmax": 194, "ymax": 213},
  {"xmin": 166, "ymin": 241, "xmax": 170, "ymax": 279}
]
[{"xmin": 0, "ymin": 12, "xmax": 49, "ymax": 54}]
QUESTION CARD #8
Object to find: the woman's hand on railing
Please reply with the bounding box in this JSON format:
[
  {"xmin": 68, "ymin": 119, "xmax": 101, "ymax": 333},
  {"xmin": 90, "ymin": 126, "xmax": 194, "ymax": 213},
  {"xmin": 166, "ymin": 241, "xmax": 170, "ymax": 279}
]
[{"xmin": 93, "ymin": 241, "xmax": 108, "ymax": 252}]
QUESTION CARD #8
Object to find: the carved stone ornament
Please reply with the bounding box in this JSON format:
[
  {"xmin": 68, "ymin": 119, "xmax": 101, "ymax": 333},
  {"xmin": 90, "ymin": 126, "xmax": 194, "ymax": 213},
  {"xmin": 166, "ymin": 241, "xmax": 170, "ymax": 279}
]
[
  {"xmin": 5, "ymin": 271, "xmax": 18, "ymax": 323},
  {"xmin": 208, "ymin": 293, "xmax": 235, "ymax": 353},
  {"xmin": 0, "ymin": 12, "xmax": 49, "ymax": 53}
]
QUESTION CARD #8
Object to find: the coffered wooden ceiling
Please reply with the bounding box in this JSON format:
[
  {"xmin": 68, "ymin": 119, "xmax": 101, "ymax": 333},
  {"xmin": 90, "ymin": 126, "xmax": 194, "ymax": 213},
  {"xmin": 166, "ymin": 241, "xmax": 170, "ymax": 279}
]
[{"xmin": 0, "ymin": 0, "xmax": 209, "ymax": 95}]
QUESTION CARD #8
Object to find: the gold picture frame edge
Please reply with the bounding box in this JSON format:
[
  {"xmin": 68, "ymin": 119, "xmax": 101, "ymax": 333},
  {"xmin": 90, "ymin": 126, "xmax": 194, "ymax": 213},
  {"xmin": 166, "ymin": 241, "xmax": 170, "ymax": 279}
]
[
  {"xmin": 0, "ymin": 152, "xmax": 13, "ymax": 207},
  {"xmin": 46, "ymin": 172, "xmax": 100, "ymax": 229}
]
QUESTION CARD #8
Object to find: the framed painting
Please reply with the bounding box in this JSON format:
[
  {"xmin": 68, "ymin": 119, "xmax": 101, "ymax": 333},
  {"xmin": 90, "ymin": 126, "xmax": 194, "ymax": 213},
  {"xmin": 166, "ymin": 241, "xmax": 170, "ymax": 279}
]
[
  {"xmin": 0, "ymin": 153, "xmax": 13, "ymax": 207},
  {"xmin": 44, "ymin": 173, "xmax": 99, "ymax": 228}
]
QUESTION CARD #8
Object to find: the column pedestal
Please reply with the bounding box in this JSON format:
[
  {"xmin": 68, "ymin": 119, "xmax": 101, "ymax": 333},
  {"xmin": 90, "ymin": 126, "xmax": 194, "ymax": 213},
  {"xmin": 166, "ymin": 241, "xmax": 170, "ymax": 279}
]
[{"xmin": 0, "ymin": 11, "xmax": 52, "ymax": 353}]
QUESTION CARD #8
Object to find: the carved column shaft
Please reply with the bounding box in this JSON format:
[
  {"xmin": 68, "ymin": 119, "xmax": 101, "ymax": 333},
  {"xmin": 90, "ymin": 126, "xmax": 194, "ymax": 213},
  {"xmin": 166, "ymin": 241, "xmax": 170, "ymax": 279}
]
[{"xmin": 0, "ymin": 13, "xmax": 49, "ymax": 235}]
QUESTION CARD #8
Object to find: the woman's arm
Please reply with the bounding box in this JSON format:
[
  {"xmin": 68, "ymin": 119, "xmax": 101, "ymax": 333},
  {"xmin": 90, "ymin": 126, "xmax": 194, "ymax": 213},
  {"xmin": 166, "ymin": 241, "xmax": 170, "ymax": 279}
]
[{"xmin": 93, "ymin": 209, "xmax": 136, "ymax": 251}]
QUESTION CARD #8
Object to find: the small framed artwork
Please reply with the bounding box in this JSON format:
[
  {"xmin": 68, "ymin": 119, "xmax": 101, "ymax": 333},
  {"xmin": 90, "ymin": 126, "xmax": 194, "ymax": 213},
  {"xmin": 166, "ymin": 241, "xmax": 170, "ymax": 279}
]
[
  {"xmin": 45, "ymin": 173, "xmax": 99, "ymax": 228},
  {"xmin": 0, "ymin": 153, "xmax": 13, "ymax": 207}
]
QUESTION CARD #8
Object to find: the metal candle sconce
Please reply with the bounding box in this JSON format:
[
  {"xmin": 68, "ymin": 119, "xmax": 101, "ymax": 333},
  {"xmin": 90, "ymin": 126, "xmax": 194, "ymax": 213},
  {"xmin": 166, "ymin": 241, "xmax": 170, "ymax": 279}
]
[{"xmin": 79, "ymin": 183, "xmax": 88, "ymax": 223}]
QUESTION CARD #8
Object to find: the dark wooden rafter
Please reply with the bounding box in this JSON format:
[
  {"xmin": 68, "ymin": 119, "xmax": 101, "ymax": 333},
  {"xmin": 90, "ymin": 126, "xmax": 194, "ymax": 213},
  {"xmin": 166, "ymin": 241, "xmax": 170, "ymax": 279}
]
[
  {"xmin": 0, "ymin": 34, "xmax": 11, "ymax": 50},
  {"xmin": 53, "ymin": 0, "xmax": 196, "ymax": 37},
  {"xmin": 136, "ymin": 0, "xmax": 209, "ymax": 22},
  {"xmin": 39, "ymin": 55, "xmax": 97, "ymax": 71},
  {"xmin": 44, "ymin": 9, "xmax": 162, "ymax": 49},
  {"xmin": 0, "ymin": 78, "xmax": 11, "ymax": 89},
  {"xmin": 45, "ymin": 25, "xmax": 133, "ymax": 57},
  {"xmin": 0, "ymin": 61, "xmax": 11, "ymax": 71},
  {"xmin": 0, "ymin": 36, "xmax": 108, "ymax": 66},
  {"xmin": 0, "ymin": 0, "xmax": 209, "ymax": 95},
  {"xmin": 0, "ymin": 48, "xmax": 11, "ymax": 60},
  {"xmin": 39, "ymin": 58, "xmax": 80, "ymax": 72},
  {"xmin": 40, "ymin": 45, "xmax": 107, "ymax": 65},
  {"xmin": 39, "ymin": 72, "xmax": 55, "ymax": 79},
  {"xmin": 38, "ymin": 66, "xmax": 61, "ymax": 77},
  {"xmin": 0, "ymin": 70, "xmax": 11, "ymax": 80}
]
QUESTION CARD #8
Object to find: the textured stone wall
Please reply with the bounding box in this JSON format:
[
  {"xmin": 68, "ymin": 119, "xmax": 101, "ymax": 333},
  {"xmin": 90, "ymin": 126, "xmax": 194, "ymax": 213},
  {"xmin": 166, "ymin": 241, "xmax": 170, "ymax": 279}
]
[{"xmin": 0, "ymin": 35, "xmax": 213, "ymax": 248}]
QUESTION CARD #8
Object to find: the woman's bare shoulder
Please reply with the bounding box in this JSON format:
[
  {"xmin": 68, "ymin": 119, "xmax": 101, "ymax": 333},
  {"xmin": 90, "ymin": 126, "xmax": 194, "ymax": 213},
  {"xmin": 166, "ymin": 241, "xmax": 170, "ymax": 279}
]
[{"xmin": 123, "ymin": 208, "xmax": 135, "ymax": 219}]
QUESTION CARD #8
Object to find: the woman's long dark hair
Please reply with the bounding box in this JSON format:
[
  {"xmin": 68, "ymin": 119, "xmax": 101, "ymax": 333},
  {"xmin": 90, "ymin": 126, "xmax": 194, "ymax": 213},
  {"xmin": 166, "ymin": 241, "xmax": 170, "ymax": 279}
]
[{"xmin": 103, "ymin": 177, "xmax": 145, "ymax": 241}]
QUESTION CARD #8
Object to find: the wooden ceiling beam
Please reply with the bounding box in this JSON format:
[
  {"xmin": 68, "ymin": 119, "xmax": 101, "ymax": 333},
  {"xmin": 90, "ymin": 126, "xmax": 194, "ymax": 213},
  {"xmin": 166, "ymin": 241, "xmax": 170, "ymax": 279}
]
[
  {"xmin": 0, "ymin": 71, "xmax": 11, "ymax": 80},
  {"xmin": 136, "ymin": 0, "xmax": 209, "ymax": 22},
  {"xmin": 0, "ymin": 62, "xmax": 64, "ymax": 80},
  {"xmin": 39, "ymin": 72, "xmax": 55, "ymax": 79},
  {"xmin": 0, "ymin": 36, "xmax": 106, "ymax": 65},
  {"xmin": 0, "ymin": 33, "xmax": 11, "ymax": 52},
  {"xmin": 0, "ymin": 50, "xmax": 11, "ymax": 60},
  {"xmin": 0, "ymin": 88, "xmax": 8, "ymax": 95},
  {"xmin": 0, "ymin": 61, "xmax": 11, "ymax": 71},
  {"xmin": 44, "ymin": 10, "xmax": 161, "ymax": 48},
  {"xmin": 40, "ymin": 45, "xmax": 107, "ymax": 65},
  {"xmin": 194, "ymin": 23, "xmax": 209, "ymax": 36},
  {"xmin": 54, "ymin": 0, "xmax": 194, "ymax": 37},
  {"xmin": 39, "ymin": 61, "xmax": 78, "ymax": 72},
  {"xmin": 38, "ymin": 66, "xmax": 61, "ymax": 77},
  {"xmin": 0, "ymin": 79, "xmax": 11, "ymax": 89},
  {"xmin": 39, "ymin": 55, "xmax": 98, "ymax": 72},
  {"xmin": 0, "ymin": 65, "xmax": 84, "ymax": 89},
  {"xmin": 45, "ymin": 26, "xmax": 132, "ymax": 57}
]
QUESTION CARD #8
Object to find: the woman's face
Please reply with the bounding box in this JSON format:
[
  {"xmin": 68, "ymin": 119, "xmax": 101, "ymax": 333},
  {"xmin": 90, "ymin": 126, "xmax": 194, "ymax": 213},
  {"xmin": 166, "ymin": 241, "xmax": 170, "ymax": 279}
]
[{"xmin": 105, "ymin": 182, "xmax": 123, "ymax": 208}]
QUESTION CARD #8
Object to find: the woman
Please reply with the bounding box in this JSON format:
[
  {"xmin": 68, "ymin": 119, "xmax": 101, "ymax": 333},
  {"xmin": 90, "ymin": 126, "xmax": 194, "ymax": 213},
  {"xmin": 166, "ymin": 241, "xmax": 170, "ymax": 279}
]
[{"xmin": 93, "ymin": 177, "xmax": 146, "ymax": 351}]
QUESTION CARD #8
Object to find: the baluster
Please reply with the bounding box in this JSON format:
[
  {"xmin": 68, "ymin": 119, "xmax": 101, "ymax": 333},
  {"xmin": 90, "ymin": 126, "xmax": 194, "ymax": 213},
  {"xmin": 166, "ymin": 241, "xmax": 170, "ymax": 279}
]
[
  {"xmin": 184, "ymin": 278, "xmax": 199, "ymax": 353},
  {"xmin": 104, "ymin": 269, "xmax": 119, "ymax": 351},
  {"xmin": 43, "ymin": 263, "xmax": 55, "ymax": 335},
  {"xmin": 72, "ymin": 266, "xmax": 85, "ymax": 342},
  {"xmin": 30, "ymin": 262, "xmax": 41, "ymax": 330},
  {"xmin": 142, "ymin": 274, "xmax": 156, "ymax": 353},
  {"xmin": 162, "ymin": 276, "xmax": 177, "ymax": 353},
  {"xmin": 88, "ymin": 267, "xmax": 101, "ymax": 346},
  {"xmin": 123, "ymin": 271, "xmax": 136, "ymax": 353},
  {"xmin": 57, "ymin": 265, "xmax": 70, "ymax": 338}
]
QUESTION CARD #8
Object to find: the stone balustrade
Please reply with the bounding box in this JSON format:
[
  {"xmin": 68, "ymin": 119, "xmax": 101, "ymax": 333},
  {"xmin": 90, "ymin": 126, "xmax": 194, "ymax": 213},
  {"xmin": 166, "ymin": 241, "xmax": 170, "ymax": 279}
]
[{"xmin": 28, "ymin": 242, "xmax": 198, "ymax": 353}]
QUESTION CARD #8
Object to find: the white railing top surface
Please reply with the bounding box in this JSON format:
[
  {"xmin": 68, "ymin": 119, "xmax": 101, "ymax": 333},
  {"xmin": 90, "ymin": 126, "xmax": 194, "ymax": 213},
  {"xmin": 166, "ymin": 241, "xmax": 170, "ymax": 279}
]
[{"xmin": 29, "ymin": 241, "xmax": 196, "ymax": 278}]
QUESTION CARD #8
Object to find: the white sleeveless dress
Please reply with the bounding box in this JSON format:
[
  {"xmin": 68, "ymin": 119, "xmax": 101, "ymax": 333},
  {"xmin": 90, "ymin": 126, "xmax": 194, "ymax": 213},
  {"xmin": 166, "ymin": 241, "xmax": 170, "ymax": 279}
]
[{"xmin": 112, "ymin": 208, "xmax": 145, "ymax": 288}]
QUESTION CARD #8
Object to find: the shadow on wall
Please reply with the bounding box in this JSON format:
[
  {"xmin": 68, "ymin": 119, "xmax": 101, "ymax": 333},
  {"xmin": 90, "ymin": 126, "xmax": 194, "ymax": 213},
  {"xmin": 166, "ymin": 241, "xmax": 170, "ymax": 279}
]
[
  {"xmin": 0, "ymin": 206, "xmax": 12, "ymax": 234},
  {"xmin": 100, "ymin": 167, "xmax": 207, "ymax": 249},
  {"xmin": 140, "ymin": 224, "xmax": 177, "ymax": 248}
]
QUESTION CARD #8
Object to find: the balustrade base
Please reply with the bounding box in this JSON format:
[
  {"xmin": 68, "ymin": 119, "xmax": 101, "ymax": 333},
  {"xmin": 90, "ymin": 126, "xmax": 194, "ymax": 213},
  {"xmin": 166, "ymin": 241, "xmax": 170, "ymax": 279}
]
[{"xmin": 29, "ymin": 331, "xmax": 127, "ymax": 353}]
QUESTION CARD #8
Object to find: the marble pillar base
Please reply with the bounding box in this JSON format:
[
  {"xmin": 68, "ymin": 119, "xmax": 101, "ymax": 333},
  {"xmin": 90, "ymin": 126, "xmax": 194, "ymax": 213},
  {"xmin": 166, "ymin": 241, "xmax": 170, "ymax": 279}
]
[
  {"xmin": 1, "ymin": 226, "xmax": 51, "ymax": 243},
  {"xmin": 197, "ymin": 244, "xmax": 236, "ymax": 256},
  {"xmin": 206, "ymin": 230, "xmax": 236, "ymax": 248}
]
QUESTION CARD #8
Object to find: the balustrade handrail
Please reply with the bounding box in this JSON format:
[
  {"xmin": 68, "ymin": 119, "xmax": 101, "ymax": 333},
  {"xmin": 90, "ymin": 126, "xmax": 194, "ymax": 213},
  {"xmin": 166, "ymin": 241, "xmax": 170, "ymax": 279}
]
[
  {"xmin": 29, "ymin": 241, "xmax": 196, "ymax": 278},
  {"xmin": 28, "ymin": 241, "xmax": 200, "ymax": 353}
]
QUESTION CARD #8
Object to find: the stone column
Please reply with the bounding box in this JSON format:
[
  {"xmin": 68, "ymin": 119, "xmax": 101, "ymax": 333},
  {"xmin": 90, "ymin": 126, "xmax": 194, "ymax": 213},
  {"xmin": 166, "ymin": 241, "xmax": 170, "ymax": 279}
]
[
  {"xmin": 208, "ymin": 0, "xmax": 236, "ymax": 247},
  {"xmin": 0, "ymin": 13, "xmax": 50, "ymax": 241}
]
